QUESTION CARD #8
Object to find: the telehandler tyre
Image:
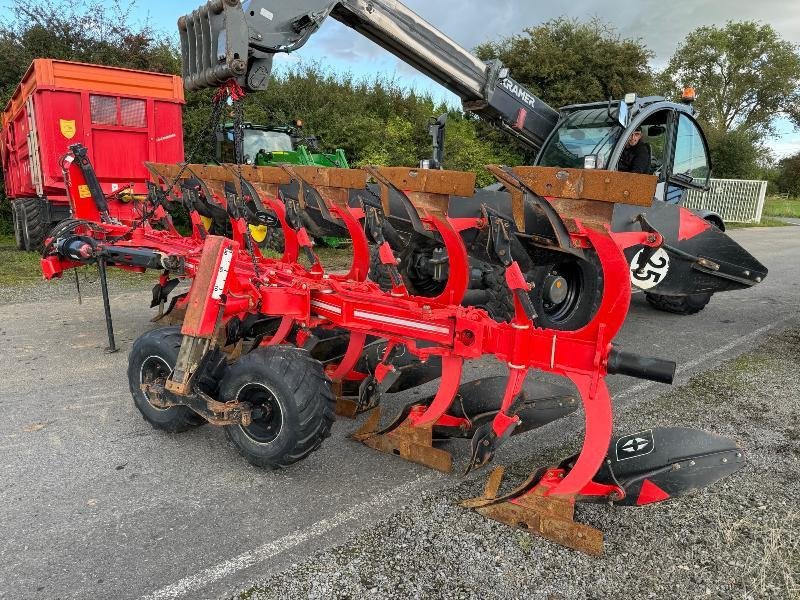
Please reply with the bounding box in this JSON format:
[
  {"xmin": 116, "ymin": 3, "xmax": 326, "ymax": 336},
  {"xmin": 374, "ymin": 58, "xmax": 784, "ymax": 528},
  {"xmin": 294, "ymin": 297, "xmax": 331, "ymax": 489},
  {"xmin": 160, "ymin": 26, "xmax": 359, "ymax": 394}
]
[
  {"xmin": 645, "ymin": 292, "xmax": 712, "ymax": 315},
  {"xmin": 220, "ymin": 346, "xmax": 336, "ymax": 468},
  {"xmin": 128, "ymin": 327, "xmax": 206, "ymax": 432}
]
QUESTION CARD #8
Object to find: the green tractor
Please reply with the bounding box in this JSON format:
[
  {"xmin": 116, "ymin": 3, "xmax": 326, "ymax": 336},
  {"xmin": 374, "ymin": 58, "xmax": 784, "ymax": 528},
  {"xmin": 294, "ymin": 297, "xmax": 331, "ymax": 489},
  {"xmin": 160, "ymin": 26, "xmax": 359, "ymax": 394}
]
[
  {"xmin": 216, "ymin": 121, "xmax": 349, "ymax": 169},
  {"xmin": 216, "ymin": 121, "xmax": 350, "ymax": 248}
]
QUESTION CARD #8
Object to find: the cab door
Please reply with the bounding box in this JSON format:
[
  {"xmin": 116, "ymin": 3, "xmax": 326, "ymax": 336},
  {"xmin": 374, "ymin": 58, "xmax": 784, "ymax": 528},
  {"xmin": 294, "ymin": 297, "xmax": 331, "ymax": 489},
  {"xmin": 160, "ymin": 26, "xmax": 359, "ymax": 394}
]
[{"xmin": 661, "ymin": 112, "xmax": 712, "ymax": 204}]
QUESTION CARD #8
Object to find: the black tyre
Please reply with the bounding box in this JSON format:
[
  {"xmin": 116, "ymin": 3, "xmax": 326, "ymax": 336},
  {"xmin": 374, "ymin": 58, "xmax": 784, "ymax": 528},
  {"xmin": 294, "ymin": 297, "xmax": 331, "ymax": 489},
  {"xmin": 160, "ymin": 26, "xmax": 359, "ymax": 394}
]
[
  {"xmin": 470, "ymin": 264, "xmax": 514, "ymax": 322},
  {"xmin": 18, "ymin": 198, "xmax": 49, "ymax": 251},
  {"xmin": 645, "ymin": 292, "xmax": 712, "ymax": 315},
  {"xmin": 11, "ymin": 201, "xmax": 25, "ymax": 250},
  {"xmin": 221, "ymin": 345, "xmax": 335, "ymax": 468},
  {"xmin": 259, "ymin": 225, "xmax": 285, "ymax": 254},
  {"xmin": 368, "ymin": 245, "xmax": 392, "ymax": 291},
  {"xmin": 526, "ymin": 253, "xmax": 604, "ymax": 330},
  {"xmin": 127, "ymin": 327, "xmax": 206, "ymax": 432}
]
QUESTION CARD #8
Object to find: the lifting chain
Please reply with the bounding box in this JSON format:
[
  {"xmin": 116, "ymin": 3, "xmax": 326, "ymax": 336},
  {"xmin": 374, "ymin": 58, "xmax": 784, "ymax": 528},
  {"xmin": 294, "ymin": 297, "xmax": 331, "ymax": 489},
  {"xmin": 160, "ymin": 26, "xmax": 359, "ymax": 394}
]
[
  {"xmin": 107, "ymin": 89, "xmax": 228, "ymax": 242},
  {"xmin": 221, "ymin": 81, "xmax": 263, "ymax": 284}
]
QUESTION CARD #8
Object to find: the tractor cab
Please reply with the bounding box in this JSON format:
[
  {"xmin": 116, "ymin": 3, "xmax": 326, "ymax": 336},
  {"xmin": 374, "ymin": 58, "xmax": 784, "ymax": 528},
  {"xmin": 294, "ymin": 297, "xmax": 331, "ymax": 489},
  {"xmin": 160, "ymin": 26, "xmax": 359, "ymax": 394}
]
[
  {"xmin": 536, "ymin": 94, "xmax": 712, "ymax": 207},
  {"xmin": 216, "ymin": 122, "xmax": 349, "ymax": 168}
]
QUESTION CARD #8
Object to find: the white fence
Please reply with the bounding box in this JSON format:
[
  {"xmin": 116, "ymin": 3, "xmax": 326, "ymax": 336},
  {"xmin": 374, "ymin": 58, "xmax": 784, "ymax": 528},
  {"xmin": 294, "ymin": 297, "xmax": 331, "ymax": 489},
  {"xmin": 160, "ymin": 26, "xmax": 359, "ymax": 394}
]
[{"xmin": 685, "ymin": 179, "xmax": 768, "ymax": 224}]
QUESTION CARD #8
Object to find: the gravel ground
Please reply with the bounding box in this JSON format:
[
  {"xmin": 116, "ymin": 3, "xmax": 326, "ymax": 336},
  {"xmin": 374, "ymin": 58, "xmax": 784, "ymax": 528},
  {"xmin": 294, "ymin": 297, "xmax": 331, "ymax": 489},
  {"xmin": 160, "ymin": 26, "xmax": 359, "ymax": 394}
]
[
  {"xmin": 0, "ymin": 265, "xmax": 152, "ymax": 305},
  {"xmin": 232, "ymin": 326, "xmax": 800, "ymax": 600}
]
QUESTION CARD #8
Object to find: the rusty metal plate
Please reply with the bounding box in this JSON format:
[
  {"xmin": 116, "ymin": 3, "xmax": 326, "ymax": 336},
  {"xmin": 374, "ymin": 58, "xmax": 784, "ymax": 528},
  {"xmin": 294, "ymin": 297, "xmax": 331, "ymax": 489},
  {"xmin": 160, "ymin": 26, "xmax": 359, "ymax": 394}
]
[
  {"xmin": 354, "ymin": 410, "xmax": 453, "ymax": 473},
  {"xmin": 182, "ymin": 235, "xmax": 227, "ymax": 338},
  {"xmin": 145, "ymin": 162, "xmax": 193, "ymax": 182},
  {"xmin": 406, "ymin": 191, "xmax": 451, "ymax": 219},
  {"xmin": 511, "ymin": 166, "xmax": 656, "ymax": 206},
  {"xmin": 547, "ymin": 198, "xmax": 615, "ymax": 225},
  {"xmin": 286, "ymin": 165, "xmax": 367, "ymax": 190},
  {"xmin": 485, "ymin": 165, "xmax": 527, "ymax": 230},
  {"xmin": 185, "ymin": 164, "xmax": 233, "ymax": 182},
  {"xmin": 235, "ymin": 164, "xmax": 293, "ymax": 185},
  {"xmin": 374, "ymin": 167, "xmax": 476, "ymax": 197},
  {"xmin": 475, "ymin": 500, "xmax": 603, "ymax": 556}
]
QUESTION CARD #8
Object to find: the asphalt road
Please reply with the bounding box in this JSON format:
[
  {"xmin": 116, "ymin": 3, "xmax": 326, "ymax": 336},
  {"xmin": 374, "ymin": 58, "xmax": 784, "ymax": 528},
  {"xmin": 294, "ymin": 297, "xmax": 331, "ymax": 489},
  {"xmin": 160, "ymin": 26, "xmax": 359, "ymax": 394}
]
[{"xmin": 0, "ymin": 226, "xmax": 798, "ymax": 600}]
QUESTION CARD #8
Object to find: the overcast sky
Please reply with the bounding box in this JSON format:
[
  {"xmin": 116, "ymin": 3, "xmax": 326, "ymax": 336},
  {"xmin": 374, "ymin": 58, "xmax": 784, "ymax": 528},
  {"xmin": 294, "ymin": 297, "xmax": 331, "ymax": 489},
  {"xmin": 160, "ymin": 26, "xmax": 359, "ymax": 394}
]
[{"xmin": 129, "ymin": 0, "xmax": 800, "ymax": 156}]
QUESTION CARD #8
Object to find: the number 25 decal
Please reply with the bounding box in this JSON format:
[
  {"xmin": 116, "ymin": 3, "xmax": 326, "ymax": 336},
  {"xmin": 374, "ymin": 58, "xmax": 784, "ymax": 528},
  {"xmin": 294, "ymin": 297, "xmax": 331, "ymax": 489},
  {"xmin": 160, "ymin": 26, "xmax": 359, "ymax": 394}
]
[{"xmin": 630, "ymin": 248, "xmax": 670, "ymax": 290}]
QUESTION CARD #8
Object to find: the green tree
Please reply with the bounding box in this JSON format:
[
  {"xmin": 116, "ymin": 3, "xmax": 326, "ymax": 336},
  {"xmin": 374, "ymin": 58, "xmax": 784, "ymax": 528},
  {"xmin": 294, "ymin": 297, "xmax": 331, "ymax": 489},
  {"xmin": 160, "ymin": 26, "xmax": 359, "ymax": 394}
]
[
  {"xmin": 661, "ymin": 22, "xmax": 800, "ymax": 179},
  {"xmin": 662, "ymin": 21, "xmax": 800, "ymax": 136},
  {"xmin": 0, "ymin": 3, "xmax": 525, "ymax": 236},
  {"xmin": 0, "ymin": 1, "xmax": 180, "ymax": 102},
  {"xmin": 704, "ymin": 128, "xmax": 770, "ymax": 180},
  {"xmin": 0, "ymin": 1, "xmax": 181, "ymax": 235},
  {"xmin": 775, "ymin": 152, "xmax": 800, "ymax": 196},
  {"xmin": 475, "ymin": 18, "xmax": 655, "ymax": 110}
]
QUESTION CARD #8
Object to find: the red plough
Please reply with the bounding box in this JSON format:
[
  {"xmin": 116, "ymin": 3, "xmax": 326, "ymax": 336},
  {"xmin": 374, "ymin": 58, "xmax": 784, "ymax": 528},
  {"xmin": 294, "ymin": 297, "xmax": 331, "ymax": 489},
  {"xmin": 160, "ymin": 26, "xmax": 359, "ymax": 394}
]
[{"xmin": 41, "ymin": 141, "xmax": 743, "ymax": 555}]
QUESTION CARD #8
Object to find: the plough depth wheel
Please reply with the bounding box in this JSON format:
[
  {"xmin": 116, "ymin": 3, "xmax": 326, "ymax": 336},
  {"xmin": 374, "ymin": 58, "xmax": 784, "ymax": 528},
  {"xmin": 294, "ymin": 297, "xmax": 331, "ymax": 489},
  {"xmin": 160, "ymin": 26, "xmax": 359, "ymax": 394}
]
[
  {"xmin": 220, "ymin": 346, "xmax": 336, "ymax": 468},
  {"xmin": 128, "ymin": 327, "xmax": 206, "ymax": 433}
]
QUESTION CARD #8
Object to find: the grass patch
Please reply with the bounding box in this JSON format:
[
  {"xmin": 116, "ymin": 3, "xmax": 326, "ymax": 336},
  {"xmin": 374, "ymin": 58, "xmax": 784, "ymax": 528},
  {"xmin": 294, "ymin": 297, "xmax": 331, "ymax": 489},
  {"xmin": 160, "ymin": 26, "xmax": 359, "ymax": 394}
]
[
  {"xmin": 764, "ymin": 196, "xmax": 800, "ymax": 218},
  {"xmin": 0, "ymin": 234, "xmax": 45, "ymax": 286},
  {"xmin": 727, "ymin": 217, "xmax": 789, "ymax": 229},
  {"xmin": 0, "ymin": 234, "xmax": 147, "ymax": 290},
  {"xmin": 0, "ymin": 232, "xmax": 354, "ymax": 291}
]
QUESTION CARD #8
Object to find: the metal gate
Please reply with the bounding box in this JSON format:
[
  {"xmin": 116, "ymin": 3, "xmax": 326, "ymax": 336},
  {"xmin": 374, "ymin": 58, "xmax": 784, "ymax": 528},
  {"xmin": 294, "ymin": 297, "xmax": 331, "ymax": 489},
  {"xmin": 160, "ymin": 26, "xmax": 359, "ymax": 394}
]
[{"xmin": 685, "ymin": 179, "xmax": 768, "ymax": 224}]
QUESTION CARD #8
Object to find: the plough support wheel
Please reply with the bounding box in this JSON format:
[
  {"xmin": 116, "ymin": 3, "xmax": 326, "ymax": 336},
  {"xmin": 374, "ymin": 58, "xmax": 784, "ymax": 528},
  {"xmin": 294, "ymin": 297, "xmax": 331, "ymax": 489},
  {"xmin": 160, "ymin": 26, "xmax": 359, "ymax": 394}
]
[{"xmin": 221, "ymin": 346, "xmax": 336, "ymax": 468}]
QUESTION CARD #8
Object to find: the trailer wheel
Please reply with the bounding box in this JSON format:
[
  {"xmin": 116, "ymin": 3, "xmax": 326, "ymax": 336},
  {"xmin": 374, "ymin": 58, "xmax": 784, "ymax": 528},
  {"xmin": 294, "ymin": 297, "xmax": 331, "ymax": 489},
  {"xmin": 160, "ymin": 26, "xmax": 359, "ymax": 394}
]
[
  {"xmin": 645, "ymin": 292, "xmax": 712, "ymax": 315},
  {"xmin": 18, "ymin": 198, "xmax": 49, "ymax": 251},
  {"xmin": 221, "ymin": 346, "xmax": 335, "ymax": 468},
  {"xmin": 11, "ymin": 201, "xmax": 25, "ymax": 250},
  {"xmin": 128, "ymin": 327, "xmax": 206, "ymax": 432}
]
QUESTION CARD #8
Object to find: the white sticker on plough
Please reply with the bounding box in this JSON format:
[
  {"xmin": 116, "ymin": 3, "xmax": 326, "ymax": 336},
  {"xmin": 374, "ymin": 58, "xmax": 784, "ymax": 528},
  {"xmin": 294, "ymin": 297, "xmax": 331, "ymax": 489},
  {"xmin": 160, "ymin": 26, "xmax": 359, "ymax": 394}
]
[
  {"xmin": 630, "ymin": 248, "xmax": 670, "ymax": 290},
  {"xmin": 212, "ymin": 248, "xmax": 234, "ymax": 300}
]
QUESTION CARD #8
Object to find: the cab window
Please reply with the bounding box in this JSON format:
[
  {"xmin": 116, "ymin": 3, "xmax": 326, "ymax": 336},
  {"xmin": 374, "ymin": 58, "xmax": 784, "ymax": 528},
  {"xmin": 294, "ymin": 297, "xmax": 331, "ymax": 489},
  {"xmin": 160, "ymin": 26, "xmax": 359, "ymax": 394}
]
[
  {"xmin": 538, "ymin": 108, "xmax": 622, "ymax": 169},
  {"xmin": 672, "ymin": 114, "xmax": 710, "ymax": 184}
]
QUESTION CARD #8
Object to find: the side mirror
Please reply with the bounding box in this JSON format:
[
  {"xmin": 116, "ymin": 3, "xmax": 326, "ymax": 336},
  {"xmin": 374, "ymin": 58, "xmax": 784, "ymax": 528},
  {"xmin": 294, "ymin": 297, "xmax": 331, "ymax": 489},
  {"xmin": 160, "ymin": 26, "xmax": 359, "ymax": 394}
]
[{"xmin": 617, "ymin": 101, "xmax": 629, "ymax": 127}]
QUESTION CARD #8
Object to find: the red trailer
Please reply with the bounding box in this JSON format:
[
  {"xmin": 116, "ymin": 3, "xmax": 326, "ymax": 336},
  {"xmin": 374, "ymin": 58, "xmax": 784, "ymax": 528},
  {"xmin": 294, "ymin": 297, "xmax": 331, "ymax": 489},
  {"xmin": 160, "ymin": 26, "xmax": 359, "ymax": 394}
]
[{"xmin": 1, "ymin": 59, "xmax": 185, "ymax": 250}]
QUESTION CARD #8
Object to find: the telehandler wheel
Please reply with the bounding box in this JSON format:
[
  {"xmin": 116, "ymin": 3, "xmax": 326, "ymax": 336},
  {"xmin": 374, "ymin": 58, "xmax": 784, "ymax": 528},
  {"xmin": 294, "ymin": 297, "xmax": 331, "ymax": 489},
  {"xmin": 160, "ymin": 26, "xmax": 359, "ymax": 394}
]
[
  {"xmin": 645, "ymin": 292, "xmax": 712, "ymax": 315},
  {"xmin": 128, "ymin": 327, "xmax": 206, "ymax": 433},
  {"xmin": 220, "ymin": 346, "xmax": 336, "ymax": 468}
]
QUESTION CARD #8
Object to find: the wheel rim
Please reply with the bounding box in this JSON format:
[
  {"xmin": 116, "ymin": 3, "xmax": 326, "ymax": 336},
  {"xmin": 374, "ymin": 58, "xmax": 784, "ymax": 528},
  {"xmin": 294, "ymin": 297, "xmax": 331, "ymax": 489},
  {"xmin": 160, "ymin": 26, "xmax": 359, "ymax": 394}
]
[
  {"xmin": 236, "ymin": 383, "xmax": 283, "ymax": 445},
  {"xmin": 139, "ymin": 355, "xmax": 172, "ymax": 411},
  {"xmin": 538, "ymin": 262, "xmax": 583, "ymax": 324}
]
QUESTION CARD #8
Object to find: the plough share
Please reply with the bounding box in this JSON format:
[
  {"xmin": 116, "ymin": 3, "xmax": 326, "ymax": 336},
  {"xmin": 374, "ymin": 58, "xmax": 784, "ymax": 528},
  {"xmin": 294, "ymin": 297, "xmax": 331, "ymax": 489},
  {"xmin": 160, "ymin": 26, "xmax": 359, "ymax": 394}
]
[{"xmin": 42, "ymin": 129, "xmax": 743, "ymax": 555}]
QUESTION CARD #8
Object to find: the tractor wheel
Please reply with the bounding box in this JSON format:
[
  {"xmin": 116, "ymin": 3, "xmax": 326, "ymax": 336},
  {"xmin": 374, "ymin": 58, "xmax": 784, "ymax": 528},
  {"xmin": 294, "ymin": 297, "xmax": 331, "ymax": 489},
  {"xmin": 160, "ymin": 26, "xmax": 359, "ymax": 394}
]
[
  {"xmin": 471, "ymin": 264, "xmax": 514, "ymax": 322},
  {"xmin": 368, "ymin": 245, "xmax": 393, "ymax": 291},
  {"xmin": 254, "ymin": 225, "xmax": 285, "ymax": 254},
  {"xmin": 220, "ymin": 345, "xmax": 336, "ymax": 468},
  {"xmin": 645, "ymin": 292, "xmax": 712, "ymax": 315},
  {"xmin": 18, "ymin": 198, "xmax": 49, "ymax": 251},
  {"xmin": 11, "ymin": 201, "xmax": 25, "ymax": 250},
  {"xmin": 264, "ymin": 225, "xmax": 286, "ymax": 253},
  {"xmin": 127, "ymin": 327, "xmax": 206, "ymax": 432}
]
